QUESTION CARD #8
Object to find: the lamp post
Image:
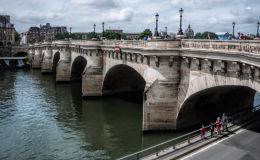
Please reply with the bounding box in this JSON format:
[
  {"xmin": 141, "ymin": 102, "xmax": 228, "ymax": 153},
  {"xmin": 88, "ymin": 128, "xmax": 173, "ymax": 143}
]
[
  {"xmin": 102, "ymin": 22, "xmax": 105, "ymax": 37},
  {"xmin": 165, "ymin": 26, "xmax": 167, "ymax": 39},
  {"xmin": 93, "ymin": 24, "xmax": 96, "ymax": 34},
  {"xmin": 232, "ymin": 21, "xmax": 235, "ymax": 38},
  {"xmin": 154, "ymin": 13, "xmax": 159, "ymax": 37},
  {"xmin": 178, "ymin": 8, "xmax": 184, "ymax": 35},
  {"xmin": 69, "ymin": 27, "xmax": 72, "ymax": 38},
  {"xmin": 257, "ymin": 21, "xmax": 260, "ymax": 37}
]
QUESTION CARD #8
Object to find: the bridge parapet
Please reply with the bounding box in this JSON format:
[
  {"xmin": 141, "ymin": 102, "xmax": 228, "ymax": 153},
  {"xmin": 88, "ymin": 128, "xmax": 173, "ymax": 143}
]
[
  {"xmin": 70, "ymin": 40, "xmax": 102, "ymax": 46},
  {"xmin": 102, "ymin": 39, "xmax": 181, "ymax": 49},
  {"xmin": 182, "ymin": 39, "xmax": 260, "ymax": 54}
]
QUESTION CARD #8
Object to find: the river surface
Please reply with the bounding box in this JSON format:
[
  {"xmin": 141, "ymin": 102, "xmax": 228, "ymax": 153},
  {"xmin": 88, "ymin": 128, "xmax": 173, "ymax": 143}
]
[{"xmin": 0, "ymin": 70, "xmax": 183, "ymax": 160}]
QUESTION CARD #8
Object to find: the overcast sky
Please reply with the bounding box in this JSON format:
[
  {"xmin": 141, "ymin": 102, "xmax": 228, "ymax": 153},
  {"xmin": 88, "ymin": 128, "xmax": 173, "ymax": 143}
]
[{"xmin": 1, "ymin": 0, "xmax": 259, "ymax": 34}]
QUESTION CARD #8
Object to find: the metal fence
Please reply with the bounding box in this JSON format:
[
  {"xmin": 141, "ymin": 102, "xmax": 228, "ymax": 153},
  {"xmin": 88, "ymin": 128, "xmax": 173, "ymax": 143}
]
[{"xmin": 117, "ymin": 105, "xmax": 260, "ymax": 160}]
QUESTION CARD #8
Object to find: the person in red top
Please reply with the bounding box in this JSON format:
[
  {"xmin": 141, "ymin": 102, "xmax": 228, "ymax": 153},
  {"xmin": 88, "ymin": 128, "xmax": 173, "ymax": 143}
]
[
  {"xmin": 215, "ymin": 117, "xmax": 222, "ymax": 135},
  {"xmin": 200, "ymin": 125, "xmax": 206, "ymax": 139}
]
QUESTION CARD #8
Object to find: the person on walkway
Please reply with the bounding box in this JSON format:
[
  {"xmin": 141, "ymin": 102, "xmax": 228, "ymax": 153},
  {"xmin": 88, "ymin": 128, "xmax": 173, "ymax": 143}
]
[
  {"xmin": 222, "ymin": 113, "xmax": 228, "ymax": 132},
  {"xmin": 215, "ymin": 117, "xmax": 222, "ymax": 135},
  {"xmin": 200, "ymin": 125, "xmax": 206, "ymax": 139},
  {"xmin": 210, "ymin": 122, "xmax": 215, "ymax": 137}
]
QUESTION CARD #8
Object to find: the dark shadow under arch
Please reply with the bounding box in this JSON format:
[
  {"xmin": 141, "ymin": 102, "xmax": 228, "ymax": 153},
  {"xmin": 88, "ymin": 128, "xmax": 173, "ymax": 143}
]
[
  {"xmin": 14, "ymin": 52, "xmax": 29, "ymax": 57},
  {"xmin": 0, "ymin": 42, "xmax": 3, "ymax": 46},
  {"xmin": 102, "ymin": 64, "xmax": 146, "ymax": 103},
  {"xmin": 71, "ymin": 56, "xmax": 87, "ymax": 82},
  {"xmin": 176, "ymin": 86, "xmax": 256, "ymax": 129},
  {"xmin": 52, "ymin": 52, "xmax": 60, "ymax": 72}
]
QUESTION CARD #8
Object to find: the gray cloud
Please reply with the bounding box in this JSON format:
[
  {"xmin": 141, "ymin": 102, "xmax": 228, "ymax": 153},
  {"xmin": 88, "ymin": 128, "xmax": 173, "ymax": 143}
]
[{"xmin": 0, "ymin": 0, "xmax": 259, "ymax": 34}]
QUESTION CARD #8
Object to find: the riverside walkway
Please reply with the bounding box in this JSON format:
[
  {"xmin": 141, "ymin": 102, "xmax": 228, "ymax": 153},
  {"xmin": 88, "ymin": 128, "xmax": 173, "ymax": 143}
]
[
  {"xmin": 117, "ymin": 106, "xmax": 260, "ymax": 160},
  {"xmin": 181, "ymin": 119, "xmax": 260, "ymax": 160}
]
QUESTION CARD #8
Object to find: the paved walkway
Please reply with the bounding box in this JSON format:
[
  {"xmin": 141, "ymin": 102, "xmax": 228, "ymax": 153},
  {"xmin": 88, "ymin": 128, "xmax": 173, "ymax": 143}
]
[{"xmin": 179, "ymin": 119, "xmax": 260, "ymax": 160}]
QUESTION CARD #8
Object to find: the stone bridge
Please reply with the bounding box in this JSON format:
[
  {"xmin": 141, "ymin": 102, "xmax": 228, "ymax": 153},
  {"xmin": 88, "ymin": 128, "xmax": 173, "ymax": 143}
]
[
  {"xmin": 28, "ymin": 39, "xmax": 260, "ymax": 131},
  {"xmin": 0, "ymin": 45, "xmax": 29, "ymax": 57}
]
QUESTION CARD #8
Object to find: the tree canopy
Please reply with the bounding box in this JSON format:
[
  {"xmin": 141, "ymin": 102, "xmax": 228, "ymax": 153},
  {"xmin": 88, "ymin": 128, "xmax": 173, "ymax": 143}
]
[
  {"xmin": 103, "ymin": 32, "xmax": 125, "ymax": 40},
  {"xmin": 54, "ymin": 32, "xmax": 69, "ymax": 40},
  {"xmin": 194, "ymin": 32, "xmax": 218, "ymax": 40},
  {"xmin": 15, "ymin": 31, "xmax": 21, "ymax": 42},
  {"xmin": 139, "ymin": 29, "xmax": 152, "ymax": 39}
]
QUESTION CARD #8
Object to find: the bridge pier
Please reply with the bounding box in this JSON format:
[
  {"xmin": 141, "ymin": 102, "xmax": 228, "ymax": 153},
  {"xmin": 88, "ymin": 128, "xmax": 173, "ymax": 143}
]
[
  {"xmin": 41, "ymin": 45, "xmax": 53, "ymax": 73},
  {"xmin": 142, "ymin": 56, "xmax": 181, "ymax": 131},
  {"xmin": 56, "ymin": 44, "xmax": 71, "ymax": 82},
  {"xmin": 143, "ymin": 80, "xmax": 179, "ymax": 131},
  {"xmin": 82, "ymin": 66, "xmax": 104, "ymax": 97},
  {"xmin": 32, "ymin": 47, "xmax": 42, "ymax": 69}
]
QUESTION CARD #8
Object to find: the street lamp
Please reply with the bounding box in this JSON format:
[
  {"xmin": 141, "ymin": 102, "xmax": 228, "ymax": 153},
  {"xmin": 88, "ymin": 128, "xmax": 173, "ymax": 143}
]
[
  {"xmin": 154, "ymin": 13, "xmax": 159, "ymax": 37},
  {"xmin": 69, "ymin": 27, "xmax": 72, "ymax": 38},
  {"xmin": 232, "ymin": 21, "xmax": 235, "ymax": 38},
  {"xmin": 165, "ymin": 26, "xmax": 167, "ymax": 39},
  {"xmin": 257, "ymin": 21, "xmax": 260, "ymax": 37},
  {"xmin": 102, "ymin": 22, "xmax": 105, "ymax": 37},
  {"xmin": 178, "ymin": 8, "xmax": 184, "ymax": 35}
]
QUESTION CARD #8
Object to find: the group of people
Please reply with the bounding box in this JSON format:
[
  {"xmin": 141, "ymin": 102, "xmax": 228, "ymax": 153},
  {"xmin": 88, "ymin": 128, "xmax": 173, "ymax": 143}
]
[{"xmin": 200, "ymin": 113, "xmax": 229, "ymax": 139}]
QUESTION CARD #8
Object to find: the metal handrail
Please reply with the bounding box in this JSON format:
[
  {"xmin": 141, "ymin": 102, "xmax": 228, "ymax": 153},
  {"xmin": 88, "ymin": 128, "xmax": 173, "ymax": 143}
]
[{"xmin": 117, "ymin": 105, "xmax": 260, "ymax": 160}]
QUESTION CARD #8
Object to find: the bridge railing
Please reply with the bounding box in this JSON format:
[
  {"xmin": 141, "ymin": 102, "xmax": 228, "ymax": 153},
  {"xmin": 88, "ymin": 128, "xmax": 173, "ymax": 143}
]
[
  {"xmin": 182, "ymin": 39, "xmax": 260, "ymax": 54},
  {"xmin": 102, "ymin": 40, "xmax": 147, "ymax": 48},
  {"xmin": 117, "ymin": 106, "xmax": 260, "ymax": 160}
]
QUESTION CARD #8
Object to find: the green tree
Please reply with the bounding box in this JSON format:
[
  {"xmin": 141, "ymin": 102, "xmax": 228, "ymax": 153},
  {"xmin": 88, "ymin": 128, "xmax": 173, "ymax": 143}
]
[
  {"xmin": 104, "ymin": 32, "xmax": 123, "ymax": 40},
  {"xmin": 15, "ymin": 31, "xmax": 21, "ymax": 42},
  {"xmin": 194, "ymin": 32, "xmax": 202, "ymax": 39},
  {"xmin": 87, "ymin": 32, "xmax": 98, "ymax": 39},
  {"xmin": 195, "ymin": 32, "xmax": 218, "ymax": 40},
  {"xmin": 139, "ymin": 29, "xmax": 152, "ymax": 39},
  {"xmin": 54, "ymin": 32, "xmax": 69, "ymax": 40}
]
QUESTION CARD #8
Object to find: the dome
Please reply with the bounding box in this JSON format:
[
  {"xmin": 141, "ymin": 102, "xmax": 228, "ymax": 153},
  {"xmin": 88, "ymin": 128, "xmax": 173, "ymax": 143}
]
[{"xmin": 185, "ymin": 24, "xmax": 194, "ymax": 39}]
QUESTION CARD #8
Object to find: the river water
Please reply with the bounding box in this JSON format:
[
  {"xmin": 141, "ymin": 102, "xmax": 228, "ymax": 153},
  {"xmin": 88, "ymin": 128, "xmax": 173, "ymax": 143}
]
[{"xmin": 0, "ymin": 70, "xmax": 183, "ymax": 160}]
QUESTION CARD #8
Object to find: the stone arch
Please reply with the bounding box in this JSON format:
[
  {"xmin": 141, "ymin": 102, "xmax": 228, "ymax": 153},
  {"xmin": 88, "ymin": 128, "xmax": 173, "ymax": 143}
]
[
  {"xmin": 176, "ymin": 71, "xmax": 260, "ymax": 129},
  {"xmin": 0, "ymin": 42, "xmax": 3, "ymax": 46},
  {"xmin": 52, "ymin": 52, "xmax": 60, "ymax": 72},
  {"xmin": 71, "ymin": 56, "xmax": 87, "ymax": 82},
  {"xmin": 102, "ymin": 64, "xmax": 146, "ymax": 99},
  {"xmin": 7, "ymin": 42, "xmax": 11, "ymax": 46}
]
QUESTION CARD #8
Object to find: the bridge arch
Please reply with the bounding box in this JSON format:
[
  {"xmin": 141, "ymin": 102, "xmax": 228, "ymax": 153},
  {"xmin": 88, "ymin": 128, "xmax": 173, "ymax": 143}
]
[
  {"xmin": 176, "ymin": 85, "xmax": 257, "ymax": 129},
  {"xmin": 71, "ymin": 56, "xmax": 87, "ymax": 81},
  {"xmin": 176, "ymin": 66, "xmax": 260, "ymax": 129},
  {"xmin": 0, "ymin": 42, "xmax": 3, "ymax": 46},
  {"xmin": 52, "ymin": 52, "xmax": 60, "ymax": 72},
  {"xmin": 102, "ymin": 64, "xmax": 146, "ymax": 98}
]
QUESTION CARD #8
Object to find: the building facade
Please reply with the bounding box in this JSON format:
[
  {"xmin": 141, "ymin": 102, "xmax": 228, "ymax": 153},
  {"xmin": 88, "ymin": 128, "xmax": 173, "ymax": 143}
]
[
  {"xmin": 27, "ymin": 23, "xmax": 67, "ymax": 44},
  {"xmin": 0, "ymin": 15, "xmax": 15, "ymax": 46},
  {"xmin": 185, "ymin": 25, "xmax": 194, "ymax": 39}
]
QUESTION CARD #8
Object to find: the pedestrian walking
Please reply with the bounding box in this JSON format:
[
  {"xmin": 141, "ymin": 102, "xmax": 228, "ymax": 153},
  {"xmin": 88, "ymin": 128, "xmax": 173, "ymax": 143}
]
[
  {"xmin": 210, "ymin": 122, "xmax": 215, "ymax": 137},
  {"xmin": 215, "ymin": 117, "xmax": 222, "ymax": 135},
  {"xmin": 200, "ymin": 125, "xmax": 206, "ymax": 139},
  {"xmin": 222, "ymin": 113, "xmax": 228, "ymax": 132}
]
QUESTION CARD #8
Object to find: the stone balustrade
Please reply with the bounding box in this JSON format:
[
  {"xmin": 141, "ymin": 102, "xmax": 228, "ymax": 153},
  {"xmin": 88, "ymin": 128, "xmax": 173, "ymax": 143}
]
[
  {"xmin": 102, "ymin": 40, "xmax": 147, "ymax": 48},
  {"xmin": 182, "ymin": 39, "xmax": 260, "ymax": 54}
]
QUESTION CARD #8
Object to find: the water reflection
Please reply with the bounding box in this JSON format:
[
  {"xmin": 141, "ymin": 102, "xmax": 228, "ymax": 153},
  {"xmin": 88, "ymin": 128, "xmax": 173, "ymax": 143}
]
[{"xmin": 0, "ymin": 71, "xmax": 177, "ymax": 160}]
